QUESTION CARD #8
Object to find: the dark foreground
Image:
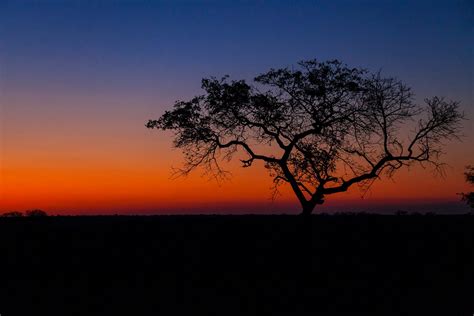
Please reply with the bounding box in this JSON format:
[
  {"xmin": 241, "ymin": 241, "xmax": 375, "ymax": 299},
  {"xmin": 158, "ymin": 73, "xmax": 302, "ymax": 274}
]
[{"xmin": 0, "ymin": 215, "xmax": 472, "ymax": 316}]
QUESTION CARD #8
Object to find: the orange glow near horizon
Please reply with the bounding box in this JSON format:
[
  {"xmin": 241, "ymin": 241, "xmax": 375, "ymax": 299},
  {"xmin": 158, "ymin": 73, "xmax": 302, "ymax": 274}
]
[
  {"xmin": 1, "ymin": 103, "xmax": 472, "ymax": 215},
  {"xmin": 1, "ymin": 92, "xmax": 473, "ymax": 214}
]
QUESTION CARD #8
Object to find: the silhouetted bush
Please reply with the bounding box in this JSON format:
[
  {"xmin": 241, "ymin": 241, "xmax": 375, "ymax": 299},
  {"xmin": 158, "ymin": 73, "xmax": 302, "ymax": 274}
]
[
  {"xmin": 334, "ymin": 212, "xmax": 358, "ymax": 216},
  {"xmin": 1, "ymin": 211, "xmax": 24, "ymax": 217},
  {"xmin": 395, "ymin": 210, "xmax": 408, "ymax": 216},
  {"xmin": 25, "ymin": 209, "xmax": 48, "ymax": 217},
  {"xmin": 460, "ymin": 165, "xmax": 473, "ymax": 210}
]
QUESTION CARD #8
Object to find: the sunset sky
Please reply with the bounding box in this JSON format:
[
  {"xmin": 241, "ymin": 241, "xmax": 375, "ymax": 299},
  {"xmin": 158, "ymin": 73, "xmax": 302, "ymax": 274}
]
[{"xmin": 0, "ymin": 0, "xmax": 472, "ymax": 214}]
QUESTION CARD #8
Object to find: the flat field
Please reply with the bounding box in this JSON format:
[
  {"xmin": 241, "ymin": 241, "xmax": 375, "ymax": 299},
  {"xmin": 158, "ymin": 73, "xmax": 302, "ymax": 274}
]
[{"xmin": 0, "ymin": 215, "xmax": 472, "ymax": 315}]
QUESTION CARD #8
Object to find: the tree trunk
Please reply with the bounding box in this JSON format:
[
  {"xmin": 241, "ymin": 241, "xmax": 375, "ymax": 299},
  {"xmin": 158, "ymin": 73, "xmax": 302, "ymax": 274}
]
[
  {"xmin": 300, "ymin": 195, "xmax": 324, "ymax": 216},
  {"xmin": 300, "ymin": 203, "xmax": 316, "ymax": 216}
]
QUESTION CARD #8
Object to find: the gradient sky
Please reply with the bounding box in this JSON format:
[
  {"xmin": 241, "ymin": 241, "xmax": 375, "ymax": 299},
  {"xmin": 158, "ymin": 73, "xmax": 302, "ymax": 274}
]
[{"xmin": 0, "ymin": 0, "xmax": 473, "ymax": 214}]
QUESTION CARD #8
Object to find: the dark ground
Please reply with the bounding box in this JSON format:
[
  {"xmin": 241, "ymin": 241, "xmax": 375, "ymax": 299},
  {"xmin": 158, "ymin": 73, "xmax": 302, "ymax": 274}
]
[{"xmin": 0, "ymin": 214, "xmax": 472, "ymax": 316}]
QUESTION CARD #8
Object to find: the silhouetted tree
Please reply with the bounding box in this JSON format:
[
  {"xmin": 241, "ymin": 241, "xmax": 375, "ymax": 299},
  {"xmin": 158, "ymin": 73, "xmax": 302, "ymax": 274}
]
[
  {"xmin": 1, "ymin": 211, "xmax": 24, "ymax": 217},
  {"xmin": 460, "ymin": 165, "xmax": 474, "ymax": 209},
  {"xmin": 25, "ymin": 209, "xmax": 48, "ymax": 217},
  {"xmin": 147, "ymin": 59, "xmax": 464, "ymax": 215}
]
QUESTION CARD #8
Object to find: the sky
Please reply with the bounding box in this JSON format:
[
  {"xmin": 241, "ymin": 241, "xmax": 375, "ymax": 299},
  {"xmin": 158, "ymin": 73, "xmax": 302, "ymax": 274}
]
[{"xmin": 0, "ymin": 0, "xmax": 473, "ymax": 214}]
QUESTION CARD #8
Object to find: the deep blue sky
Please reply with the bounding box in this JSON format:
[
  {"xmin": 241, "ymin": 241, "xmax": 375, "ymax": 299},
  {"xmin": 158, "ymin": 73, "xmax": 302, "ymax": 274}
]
[{"xmin": 1, "ymin": 0, "xmax": 472, "ymax": 100}]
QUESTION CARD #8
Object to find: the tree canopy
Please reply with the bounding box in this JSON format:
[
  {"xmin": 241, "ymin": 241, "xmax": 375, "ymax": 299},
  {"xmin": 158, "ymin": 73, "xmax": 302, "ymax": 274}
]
[{"xmin": 147, "ymin": 59, "xmax": 464, "ymax": 215}]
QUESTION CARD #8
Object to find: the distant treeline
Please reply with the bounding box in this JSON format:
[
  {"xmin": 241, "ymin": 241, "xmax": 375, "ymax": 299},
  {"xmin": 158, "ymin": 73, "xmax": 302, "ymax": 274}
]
[
  {"xmin": 1, "ymin": 210, "xmax": 472, "ymax": 217},
  {"xmin": 1, "ymin": 209, "xmax": 48, "ymax": 217}
]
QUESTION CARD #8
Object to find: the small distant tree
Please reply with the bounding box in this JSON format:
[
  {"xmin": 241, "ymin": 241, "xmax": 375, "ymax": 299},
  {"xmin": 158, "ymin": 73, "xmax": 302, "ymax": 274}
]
[
  {"xmin": 460, "ymin": 165, "xmax": 474, "ymax": 209},
  {"xmin": 25, "ymin": 209, "xmax": 48, "ymax": 217},
  {"xmin": 1, "ymin": 211, "xmax": 24, "ymax": 217},
  {"xmin": 147, "ymin": 59, "xmax": 464, "ymax": 215}
]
